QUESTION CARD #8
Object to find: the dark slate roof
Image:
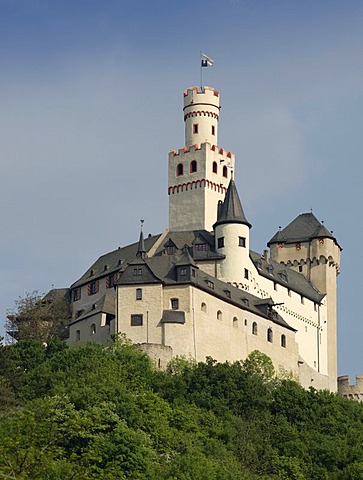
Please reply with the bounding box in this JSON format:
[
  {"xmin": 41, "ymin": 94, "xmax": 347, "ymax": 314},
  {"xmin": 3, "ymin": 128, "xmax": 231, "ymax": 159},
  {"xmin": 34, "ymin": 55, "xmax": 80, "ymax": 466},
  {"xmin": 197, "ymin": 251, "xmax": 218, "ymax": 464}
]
[
  {"xmin": 214, "ymin": 179, "xmax": 251, "ymax": 228},
  {"xmin": 70, "ymin": 294, "xmax": 115, "ymax": 325},
  {"xmin": 71, "ymin": 234, "xmax": 161, "ymax": 288},
  {"xmin": 268, "ymin": 213, "xmax": 340, "ymax": 248},
  {"xmin": 154, "ymin": 230, "xmax": 224, "ymax": 261},
  {"xmin": 250, "ymin": 250, "xmax": 325, "ymax": 303},
  {"xmin": 161, "ymin": 310, "xmax": 186, "ymax": 324}
]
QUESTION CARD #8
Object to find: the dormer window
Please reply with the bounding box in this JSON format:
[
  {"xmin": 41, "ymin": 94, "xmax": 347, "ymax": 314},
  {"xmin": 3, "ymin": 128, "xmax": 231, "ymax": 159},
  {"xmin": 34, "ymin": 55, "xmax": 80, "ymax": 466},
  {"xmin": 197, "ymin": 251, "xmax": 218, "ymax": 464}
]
[
  {"xmin": 268, "ymin": 265, "xmax": 274, "ymax": 275},
  {"xmin": 206, "ymin": 280, "xmax": 214, "ymax": 289},
  {"xmin": 242, "ymin": 298, "xmax": 249, "ymax": 306},
  {"xmin": 180, "ymin": 267, "xmax": 187, "ymax": 276},
  {"xmin": 194, "ymin": 243, "xmax": 207, "ymax": 252},
  {"xmin": 224, "ymin": 289, "xmax": 231, "ymax": 298},
  {"xmin": 280, "ymin": 272, "xmax": 288, "ymax": 283}
]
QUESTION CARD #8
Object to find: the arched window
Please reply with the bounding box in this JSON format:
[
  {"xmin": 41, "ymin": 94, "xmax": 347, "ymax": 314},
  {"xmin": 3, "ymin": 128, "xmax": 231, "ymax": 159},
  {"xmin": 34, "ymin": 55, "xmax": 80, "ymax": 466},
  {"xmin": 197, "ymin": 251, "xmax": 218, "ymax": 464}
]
[
  {"xmin": 190, "ymin": 160, "xmax": 197, "ymax": 173},
  {"xmin": 267, "ymin": 328, "xmax": 273, "ymax": 343},
  {"xmin": 201, "ymin": 302, "xmax": 207, "ymax": 313},
  {"xmin": 76, "ymin": 330, "xmax": 81, "ymax": 341},
  {"xmin": 136, "ymin": 288, "xmax": 142, "ymax": 300},
  {"xmin": 176, "ymin": 163, "xmax": 183, "ymax": 176},
  {"xmin": 90, "ymin": 324, "xmax": 96, "ymax": 335},
  {"xmin": 223, "ymin": 165, "xmax": 228, "ymax": 178},
  {"xmin": 217, "ymin": 310, "xmax": 222, "ymax": 321},
  {"xmin": 281, "ymin": 334, "xmax": 286, "ymax": 348},
  {"xmin": 252, "ymin": 322, "xmax": 257, "ymax": 335},
  {"xmin": 212, "ymin": 161, "xmax": 218, "ymax": 174},
  {"xmin": 233, "ymin": 317, "xmax": 238, "ymax": 328}
]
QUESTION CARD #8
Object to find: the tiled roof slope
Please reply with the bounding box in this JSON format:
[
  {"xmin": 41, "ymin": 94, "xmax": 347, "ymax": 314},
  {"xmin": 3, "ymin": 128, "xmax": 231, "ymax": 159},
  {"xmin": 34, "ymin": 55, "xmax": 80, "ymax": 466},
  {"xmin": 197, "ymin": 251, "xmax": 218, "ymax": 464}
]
[
  {"xmin": 250, "ymin": 251, "xmax": 325, "ymax": 303},
  {"xmin": 71, "ymin": 234, "xmax": 162, "ymax": 288},
  {"xmin": 268, "ymin": 213, "xmax": 340, "ymax": 248}
]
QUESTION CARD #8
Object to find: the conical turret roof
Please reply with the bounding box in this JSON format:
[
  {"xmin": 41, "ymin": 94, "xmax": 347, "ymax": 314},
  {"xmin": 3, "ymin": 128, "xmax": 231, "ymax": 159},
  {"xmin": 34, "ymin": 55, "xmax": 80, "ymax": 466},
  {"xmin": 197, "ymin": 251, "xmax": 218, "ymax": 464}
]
[{"xmin": 214, "ymin": 179, "xmax": 251, "ymax": 228}]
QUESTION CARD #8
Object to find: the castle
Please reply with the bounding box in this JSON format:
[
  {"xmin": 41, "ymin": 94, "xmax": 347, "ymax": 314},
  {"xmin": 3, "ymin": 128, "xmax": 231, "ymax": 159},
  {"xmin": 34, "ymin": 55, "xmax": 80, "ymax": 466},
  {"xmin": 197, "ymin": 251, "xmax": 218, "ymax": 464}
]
[{"xmin": 67, "ymin": 85, "xmax": 342, "ymax": 392}]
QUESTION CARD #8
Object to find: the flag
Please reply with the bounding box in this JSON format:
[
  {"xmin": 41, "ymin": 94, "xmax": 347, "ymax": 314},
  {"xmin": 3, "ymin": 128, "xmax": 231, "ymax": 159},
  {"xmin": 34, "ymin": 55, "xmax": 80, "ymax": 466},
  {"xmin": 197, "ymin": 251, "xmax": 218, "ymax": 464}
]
[{"xmin": 201, "ymin": 53, "xmax": 214, "ymax": 67}]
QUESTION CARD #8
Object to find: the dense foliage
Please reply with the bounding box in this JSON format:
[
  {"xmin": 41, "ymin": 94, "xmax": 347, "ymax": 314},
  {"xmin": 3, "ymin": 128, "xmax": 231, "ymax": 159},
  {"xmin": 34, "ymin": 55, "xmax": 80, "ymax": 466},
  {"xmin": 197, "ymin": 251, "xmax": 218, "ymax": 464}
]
[{"xmin": 0, "ymin": 337, "xmax": 362, "ymax": 479}]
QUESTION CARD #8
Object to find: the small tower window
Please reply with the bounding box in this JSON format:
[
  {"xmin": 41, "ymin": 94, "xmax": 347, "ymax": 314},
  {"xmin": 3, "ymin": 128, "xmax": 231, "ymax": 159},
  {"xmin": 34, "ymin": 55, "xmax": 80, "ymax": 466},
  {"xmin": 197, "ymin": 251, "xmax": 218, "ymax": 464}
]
[
  {"xmin": 176, "ymin": 163, "xmax": 183, "ymax": 176},
  {"xmin": 298, "ymin": 265, "xmax": 303, "ymax": 273},
  {"xmin": 267, "ymin": 328, "xmax": 273, "ymax": 343},
  {"xmin": 193, "ymin": 124, "xmax": 199, "ymax": 134},
  {"xmin": 201, "ymin": 302, "xmax": 207, "ymax": 313},
  {"xmin": 252, "ymin": 322, "xmax": 257, "ymax": 335},
  {"xmin": 212, "ymin": 161, "xmax": 218, "ymax": 174},
  {"xmin": 281, "ymin": 334, "xmax": 286, "ymax": 348},
  {"xmin": 190, "ymin": 160, "xmax": 197, "ymax": 173},
  {"xmin": 233, "ymin": 317, "xmax": 238, "ymax": 328},
  {"xmin": 239, "ymin": 237, "xmax": 246, "ymax": 247},
  {"xmin": 223, "ymin": 165, "xmax": 228, "ymax": 178},
  {"xmin": 217, "ymin": 310, "xmax": 222, "ymax": 321},
  {"xmin": 244, "ymin": 269, "xmax": 249, "ymax": 280},
  {"xmin": 217, "ymin": 237, "xmax": 225, "ymax": 248},
  {"xmin": 211, "ymin": 125, "xmax": 215, "ymax": 135},
  {"xmin": 171, "ymin": 298, "xmax": 179, "ymax": 310}
]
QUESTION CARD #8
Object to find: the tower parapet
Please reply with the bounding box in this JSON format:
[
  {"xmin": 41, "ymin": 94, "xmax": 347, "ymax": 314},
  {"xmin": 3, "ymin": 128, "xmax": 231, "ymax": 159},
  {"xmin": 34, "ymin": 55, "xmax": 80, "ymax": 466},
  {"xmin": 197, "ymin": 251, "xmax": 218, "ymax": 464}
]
[
  {"xmin": 183, "ymin": 86, "xmax": 220, "ymax": 148},
  {"xmin": 338, "ymin": 375, "xmax": 363, "ymax": 402}
]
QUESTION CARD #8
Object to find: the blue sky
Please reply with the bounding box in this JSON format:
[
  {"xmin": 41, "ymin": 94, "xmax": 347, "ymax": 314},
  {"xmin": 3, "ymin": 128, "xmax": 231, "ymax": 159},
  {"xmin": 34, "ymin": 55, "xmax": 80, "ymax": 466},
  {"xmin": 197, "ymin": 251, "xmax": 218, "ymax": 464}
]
[{"xmin": 1, "ymin": 0, "xmax": 362, "ymax": 378}]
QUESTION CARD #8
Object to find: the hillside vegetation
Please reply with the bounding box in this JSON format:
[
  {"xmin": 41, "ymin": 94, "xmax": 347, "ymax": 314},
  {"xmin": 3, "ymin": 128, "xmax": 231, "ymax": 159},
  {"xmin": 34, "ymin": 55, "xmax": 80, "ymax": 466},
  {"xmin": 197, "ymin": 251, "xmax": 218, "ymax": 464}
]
[{"xmin": 0, "ymin": 338, "xmax": 362, "ymax": 479}]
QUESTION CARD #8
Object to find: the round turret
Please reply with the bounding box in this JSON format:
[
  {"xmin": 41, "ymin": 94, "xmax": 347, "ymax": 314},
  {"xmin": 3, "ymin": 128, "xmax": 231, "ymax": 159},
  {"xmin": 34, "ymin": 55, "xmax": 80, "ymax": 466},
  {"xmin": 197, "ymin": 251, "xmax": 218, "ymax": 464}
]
[{"xmin": 183, "ymin": 86, "xmax": 220, "ymax": 147}]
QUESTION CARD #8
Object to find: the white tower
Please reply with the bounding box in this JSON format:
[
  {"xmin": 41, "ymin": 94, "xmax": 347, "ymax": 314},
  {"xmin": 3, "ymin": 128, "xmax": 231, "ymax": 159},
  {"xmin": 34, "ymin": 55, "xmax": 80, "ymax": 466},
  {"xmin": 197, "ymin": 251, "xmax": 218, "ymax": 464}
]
[
  {"xmin": 268, "ymin": 213, "xmax": 341, "ymax": 391},
  {"xmin": 214, "ymin": 179, "xmax": 252, "ymax": 284},
  {"xmin": 168, "ymin": 86, "xmax": 235, "ymax": 232}
]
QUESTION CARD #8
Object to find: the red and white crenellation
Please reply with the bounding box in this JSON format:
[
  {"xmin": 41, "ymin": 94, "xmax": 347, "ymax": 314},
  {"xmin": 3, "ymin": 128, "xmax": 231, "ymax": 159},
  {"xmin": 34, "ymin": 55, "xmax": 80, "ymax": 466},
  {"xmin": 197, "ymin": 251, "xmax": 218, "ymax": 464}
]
[{"xmin": 168, "ymin": 86, "xmax": 235, "ymax": 232}]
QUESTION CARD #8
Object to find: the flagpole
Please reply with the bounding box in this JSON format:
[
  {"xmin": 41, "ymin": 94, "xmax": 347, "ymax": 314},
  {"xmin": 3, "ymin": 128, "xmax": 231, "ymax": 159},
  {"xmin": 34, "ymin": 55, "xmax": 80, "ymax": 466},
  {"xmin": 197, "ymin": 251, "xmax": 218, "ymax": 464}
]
[{"xmin": 200, "ymin": 51, "xmax": 203, "ymax": 91}]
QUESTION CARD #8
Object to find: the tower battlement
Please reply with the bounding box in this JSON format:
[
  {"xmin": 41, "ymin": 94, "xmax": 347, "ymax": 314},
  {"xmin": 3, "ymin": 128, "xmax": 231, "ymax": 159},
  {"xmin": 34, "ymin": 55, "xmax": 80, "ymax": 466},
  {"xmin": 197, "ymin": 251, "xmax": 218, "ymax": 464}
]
[
  {"xmin": 168, "ymin": 142, "xmax": 234, "ymax": 159},
  {"xmin": 338, "ymin": 375, "xmax": 363, "ymax": 402}
]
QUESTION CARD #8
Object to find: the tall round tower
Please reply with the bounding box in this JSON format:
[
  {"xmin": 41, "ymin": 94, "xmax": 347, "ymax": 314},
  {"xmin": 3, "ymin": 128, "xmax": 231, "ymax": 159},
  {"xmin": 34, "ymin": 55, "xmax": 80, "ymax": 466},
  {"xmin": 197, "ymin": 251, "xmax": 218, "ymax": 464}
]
[
  {"xmin": 183, "ymin": 86, "xmax": 220, "ymax": 147},
  {"xmin": 168, "ymin": 86, "xmax": 235, "ymax": 232}
]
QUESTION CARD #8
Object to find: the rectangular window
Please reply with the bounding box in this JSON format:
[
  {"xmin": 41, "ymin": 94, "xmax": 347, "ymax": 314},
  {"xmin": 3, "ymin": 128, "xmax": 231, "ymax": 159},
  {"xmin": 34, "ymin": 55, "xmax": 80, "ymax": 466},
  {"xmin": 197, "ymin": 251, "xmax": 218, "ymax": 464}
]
[
  {"xmin": 131, "ymin": 314, "xmax": 143, "ymax": 326},
  {"xmin": 136, "ymin": 288, "xmax": 142, "ymax": 300},
  {"xmin": 218, "ymin": 237, "xmax": 225, "ymax": 248},
  {"xmin": 106, "ymin": 273, "xmax": 118, "ymax": 288},
  {"xmin": 244, "ymin": 269, "xmax": 249, "ymax": 280},
  {"xmin": 238, "ymin": 237, "xmax": 246, "ymax": 247},
  {"xmin": 193, "ymin": 123, "xmax": 199, "ymax": 134},
  {"xmin": 274, "ymin": 282, "xmax": 277, "ymax": 291},
  {"xmin": 73, "ymin": 288, "xmax": 81, "ymax": 301},
  {"xmin": 206, "ymin": 280, "xmax": 214, "ymax": 289},
  {"xmin": 88, "ymin": 281, "xmax": 99, "ymax": 296},
  {"xmin": 211, "ymin": 125, "xmax": 215, "ymax": 135},
  {"xmin": 180, "ymin": 267, "xmax": 187, "ymax": 276},
  {"xmin": 194, "ymin": 243, "xmax": 207, "ymax": 252},
  {"xmin": 171, "ymin": 298, "xmax": 179, "ymax": 310},
  {"xmin": 192, "ymin": 269, "xmax": 196, "ymax": 277}
]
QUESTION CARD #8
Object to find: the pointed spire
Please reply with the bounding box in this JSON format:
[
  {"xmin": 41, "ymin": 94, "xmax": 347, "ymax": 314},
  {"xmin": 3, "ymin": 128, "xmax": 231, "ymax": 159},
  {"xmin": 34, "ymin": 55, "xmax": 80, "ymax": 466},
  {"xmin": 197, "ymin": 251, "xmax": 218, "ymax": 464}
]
[
  {"xmin": 214, "ymin": 179, "xmax": 251, "ymax": 228},
  {"xmin": 137, "ymin": 219, "xmax": 147, "ymax": 258}
]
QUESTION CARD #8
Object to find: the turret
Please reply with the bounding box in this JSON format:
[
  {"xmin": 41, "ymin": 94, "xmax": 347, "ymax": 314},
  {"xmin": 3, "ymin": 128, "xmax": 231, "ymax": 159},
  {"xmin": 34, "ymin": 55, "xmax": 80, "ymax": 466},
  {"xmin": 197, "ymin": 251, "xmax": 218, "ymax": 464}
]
[
  {"xmin": 183, "ymin": 86, "xmax": 220, "ymax": 148},
  {"xmin": 214, "ymin": 179, "xmax": 251, "ymax": 284},
  {"xmin": 268, "ymin": 212, "xmax": 341, "ymax": 391}
]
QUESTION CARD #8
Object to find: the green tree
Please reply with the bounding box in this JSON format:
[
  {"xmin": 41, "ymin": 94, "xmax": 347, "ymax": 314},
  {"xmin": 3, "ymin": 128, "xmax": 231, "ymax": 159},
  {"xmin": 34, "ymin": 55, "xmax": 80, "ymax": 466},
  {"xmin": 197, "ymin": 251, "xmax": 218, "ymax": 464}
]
[{"xmin": 6, "ymin": 289, "xmax": 71, "ymax": 342}]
